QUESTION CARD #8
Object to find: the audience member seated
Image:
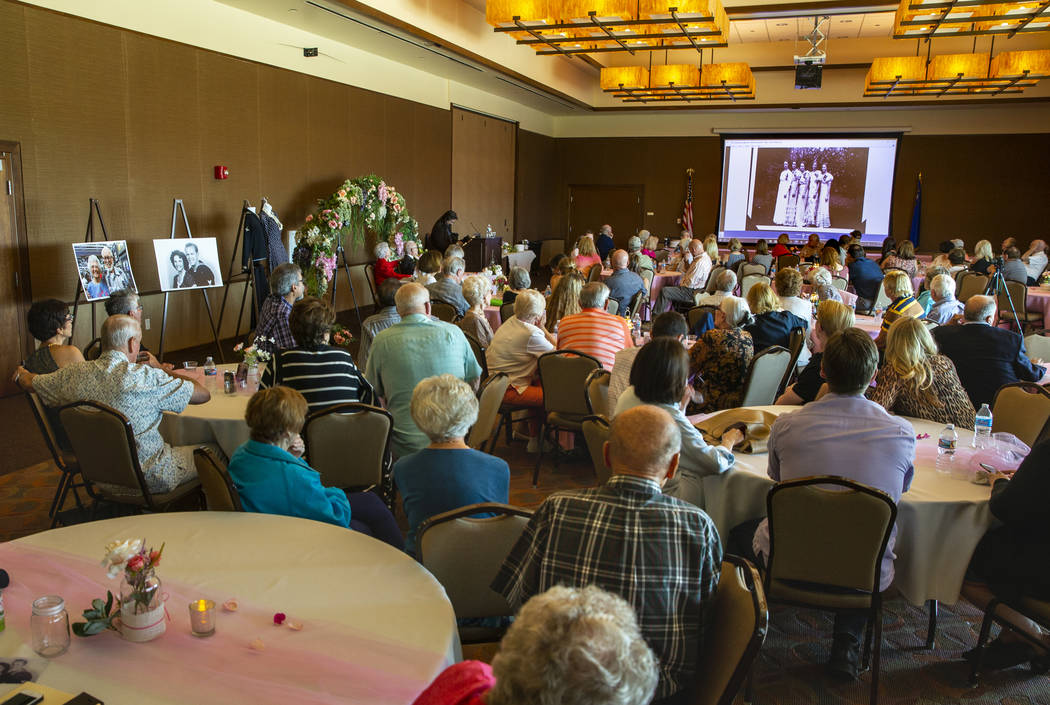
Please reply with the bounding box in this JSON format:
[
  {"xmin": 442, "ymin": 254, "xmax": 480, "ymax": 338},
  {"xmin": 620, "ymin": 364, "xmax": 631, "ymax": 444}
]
[
  {"xmin": 25, "ymin": 299, "xmax": 83, "ymax": 374},
  {"xmin": 916, "ymin": 266, "xmax": 949, "ymax": 314},
  {"xmin": 810, "ymin": 267, "xmax": 842, "ymax": 303},
  {"xmin": 770, "ymin": 233, "xmax": 794, "ymax": 258},
  {"xmin": 544, "ymin": 270, "xmax": 583, "ymax": 333},
  {"xmin": 608, "ymin": 311, "xmax": 686, "ymax": 414},
  {"xmin": 970, "ymin": 239, "xmax": 996, "ymax": 275},
  {"xmin": 667, "ymin": 233, "xmax": 693, "ymax": 272},
  {"xmin": 808, "ymin": 245, "xmax": 849, "ymax": 284},
  {"xmin": 627, "ymin": 235, "xmax": 653, "ymax": 272},
  {"xmin": 695, "ymin": 268, "xmax": 737, "ymax": 308},
  {"xmin": 260, "ymin": 296, "xmax": 374, "ymax": 412},
  {"xmin": 1001, "ymin": 236, "xmax": 1017, "ymax": 254},
  {"xmin": 501, "ymin": 266, "xmax": 530, "ymax": 305},
  {"xmin": 445, "ymin": 243, "xmax": 464, "ymax": 260},
  {"xmin": 614, "ymin": 339, "xmax": 740, "ymax": 509},
  {"xmin": 427, "ymin": 256, "xmax": 470, "ymax": 317},
  {"xmin": 932, "ymin": 295, "xmax": 1046, "ymax": 408},
  {"xmin": 947, "ymin": 247, "xmax": 968, "ymax": 274},
  {"xmin": 486, "ymin": 290, "xmax": 556, "ymax": 452},
  {"xmin": 929, "ymin": 239, "xmax": 955, "ymax": 269},
  {"xmin": 574, "ymin": 236, "xmax": 602, "ymax": 273},
  {"xmin": 689, "ymin": 296, "xmax": 754, "ymax": 413},
  {"xmin": 412, "ymin": 249, "xmax": 442, "ymax": 286},
  {"xmin": 396, "ymin": 240, "xmax": 419, "ymax": 276},
  {"xmin": 548, "ymin": 255, "xmax": 575, "ymax": 294},
  {"xmin": 961, "ymin": 437, "xmax": 1050, "ymax": 671},
  {"xmin": 14, "ymin": 315, "xmax": 210, "ymax": 493},
  {"xmin": 925, "ymin": 273, "xmax": 965, "ymax": 325},
  {"xmin": 642, "ymin": 232, "xmax": 660, "ymax": 259},
  {"xmin": 492, "ymin": 405, "xmax": 722, "ymax": 704},
  {"xmin": 373, "ymin": 241, "xmax": 412, "ymax": 288},
  {"xmin": 256, "ymin": 263, "xmax": 305, "ymax": 352},
  {"xmin": 799, "ymin": 233, "xmax": 822, "ymax": 261},
  {"xmin": 776, "ymin": 300, "xmax": 854, "ymax": 405},
  {"xmin": 1022, "ymin": 239, "xmax": 1048, "ymax": 285},
  {"xmin": 1000, "ymin": 247, "xmax": 1029, "ymax": 285},
  {"xmin": 358, "ymin": 278, "xmax": 402, "ymax": 368},
  {"xmin": 595, "ymin": 224, "xmax": 616, "ymax": 261},
  {"xmin": 726, "ymin": 237, "xmax": 747, "ymax": 268},
  {"xmin": 750, "ymin": 239, "xmax": 773, "ymax": 272},
  {"xmin": 868, "ymin": 316, "xmax": 975, "ymax": 428},
  {"xmin": 393, "ymin": 375, "xmax": 509, "ymax": 557},
  {"xmin": 654, "ymin": 239, "xmax": 711, "ymax": 313},
  {"xmin": 104, "ymin": 290, "xmax": 155, "ymax": 357},
  {"xmin": 414, "ymin": 585, "xmax": 658, "ymax": 705},
  {"xmin": 226, "ymin": 386, "xmax": 402, "ymax": 547},
  {"xmin": 556, "ymin": 282, "xmax": 631, "ymax": 369},
  {"xmin": 364, "ymin": 283, "xmax": 482, "ymax": 458},
  {"xmin": 604, "ymin": 249, "xmax": 646, "ymax": 317},
  {"xmin": 775, "ymin": 268, "xmax": 813, "ymax": 365},
  {"xmin": 881, "ymin": 239, "xmax": 919, "ymax": 277},
  {"xmin": 744, "ymin": 281, "xmax": 808, "ymax": 353},
  {"xmin": 743, "ymin": 328, "xmax": 914, "ymax": 681},
  {"xmin": 876, "ymin": 270, "xmax": 927, "ymax": 348},
  {"xmin": 457, "ymin": 275, "xmax": 494, "ymax": 347},
  {"xmin": 846, "ymin": 244, "xmax": 884, "ymax": 312}
]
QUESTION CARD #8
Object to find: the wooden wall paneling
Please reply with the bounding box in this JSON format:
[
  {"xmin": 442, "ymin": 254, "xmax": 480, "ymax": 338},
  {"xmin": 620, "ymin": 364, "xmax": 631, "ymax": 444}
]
[
  {"xmin": 258, "ymin": 66, "xmax": 311, "ymax": 232},
  {"xmin": 411, "ymin": 103, "xmax": 452, "ymax": 245},
  {"xmin": 452, "ymin": 107, "xmax": 516, "ymax": 242},
  {"xmin": 0, "ymin": 3, "xmax": 31, "ymax": 147},
  {"xmin": 515, "ymin": 129, "xmax": 558, "ymax": 242}
]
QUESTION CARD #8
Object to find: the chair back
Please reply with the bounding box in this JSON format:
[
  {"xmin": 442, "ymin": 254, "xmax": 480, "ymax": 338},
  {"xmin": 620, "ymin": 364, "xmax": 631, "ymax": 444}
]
[
  {"xmin": 992, "ymin": 383, "xmax": 1050, "ymax": 448},
  {"xmin": 538, "ymin": 350, "xmax": 601, "ymax": 419},
  {"xmin": 584, "ymin": 368, "xmax": 611, "ymax": 417},
  {"xmin": 1023, "ymin": 330, "xmax": 1050, "ymax": 363},
  {"xmin": 26, "ymin": 391, "xmax": 73, "ymax": 470},
  {"xmin": 83, "ymin": 338, "xmax": 102, "ymax": 361},
  {"xmin": 194, "ymin": 447, "xmax": 243, "ymax": 511},
  {"xmin": 996, "ymin": 280, "xmax": 1029, "ymax": 325},
  {"xmin": 465, "ymin": 332, "xmax": 488, "ymax": 379},
  {"xmin": 688, "ymin": 305, "xmax": 719, "ymax": 331},
  {"xmin": 706, "ymin": 265, "xmax": 726, "ymax": 294},
  {"xmin": 363, "ymin": 263, "xmax": 378, "ymax": 305},
  {"xmin": 468, "ymin": 373, "xmax": 510, "ymax": 450},
  {"xmin": 958, "ymin": 273, "xmax": 989, "ymax": 303},
  {"xmin": 57, "ymin": 401, "xmax": 149, "ymax": 497},
  {"xmin": 954, "ymin": 268, "xmax": 971, "ymax": 288},
  {"xmin": 766, "ymin": 476, "xmax": 895, "ymax": 600},
  {"xmin": 871, "ymin": 280, "xmax": 892, "ymax": 312},
  {"xmin": 418, "ymin": 503, "xmax": 534, "ymax": 620},
  {"xmin": 740, "ymin": 346, "xmax": 791, "ymax": 406},
  {"xmin": 640, "ymin": 267, "xmax": 655, "ymax": 293},
  {"xmin": 626, "ymin": 289, "xmax": 646, "ymax": 320},
  {"xmin": 831, "ymin": 276, "xmax": 848, "ymax": 291},
  {"xmin": 430, "ymin": 301, "xmax": 458, "ymax": 323},
  {"xmin": 690, "ymin": 555, "xmax": 769, "ymax": 705},
  {"xmin": 606, "ymin": 298, "xmax": 619, "ymax": 316},
  {"xmin": 587, "ymin": 263, "xmax": 604, "ymax": 282},
  {"xmin": 780, "ymin": 327, "xmax": 806, "ymax": 394},
  {"xmin": 499, "ymin": 302, "xmax": 515, "ymax": 323},
  {"xmin": 741, "ymin": 263, "xmax": 767, "ymax": 278},
  {"xmin": 740, "ymin": 274, "xmax": 769, "ymax": 301},
  {"xmin": 923, "ymin": 319, "xmax": 939, "ymax": 331},
  {"xmin": 581, "ymin": 415, "xmax": 612, "ymax": 485},
  {"xmin": 777, "ymin": 254, "xmax": 800, "ymax": 270},
  {"xmin": 303, "ymin": 403, "xmax": 393, "ymax": 490}
]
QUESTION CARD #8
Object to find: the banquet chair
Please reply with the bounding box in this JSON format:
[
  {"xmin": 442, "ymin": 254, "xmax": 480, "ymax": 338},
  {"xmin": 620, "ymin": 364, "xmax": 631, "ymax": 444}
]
[
  {"xmin": 303, "ymin": 403, "xmax": 393, "ymax": 494},
  {"xmin": 430, "ymin": 301, "xmax": 458, "ymax": 323},
  {"xmin": 58, "ymin": 400, "xmax": 203, "ymax": 515},
  {"xmin": 606, "ymin": 298, "xmax": 619, "ymax": 316},
  {"xmin": 363, "ymin": 263, "xmax": 378, "ymax": 305},
  {"xmin": 626, "ymin": 289, "xmax": 647, "ymax": 320},
  {"xmin": 418, "ymin": 503, "xmax": 534, "ymax": 643},
  {"xmin": 780, "ymin": 327, "xmax": 807, "ymax": 394},
  {"xmin": 690, "ymin": 555, "xmax": 768, "ymax": 705},
  {"xmin": 26, "ymin": 391, "xmax": 86, "ymax": 527},
  {"xmin": 958, "ymin": 273, "xmax": 989, "ymax": 304},
  {"xmin": 82, "ymin": 337, "xmax": 102, "ymax": 361},
  {"xmin": 499, "ymin": 302, "xmax": 515, "ymax": 323},
  {"xmin": 831, "ymin": 276, "xmax": 849, "ymax": 291},
  {"xmin": 741, "ymin": 263, "xmax": 768, "ymax": 278},
  {"xmin": 587, "ymin": 263, "xmax": 604, "ymax": 283},
  {"xmin": 969, "ymin": 594, "xmax": 1050, "ymax": 686},
  {"xmin": 764, "ymin": 476, "xmax": 897, "ymax": 705},
  {"xmin": 639, "ymin": 268, "xmax": 656, "ymax": 319},
  {"xmin": 740, "ymin": 346, "xmax": 791, "ymax": 407},
  {"xmin": 468, "ymin": 373, "xmax": 509, "ymax": 452},
  {"xmin": 1023, "ymin": 329, "xmax": 1050, "ymax": 362},
  {"xmin": 996, "ymin": 281, "xmax": 1041, "ymax": 333},
  {"xmin": 465, "ymin": 331, "xmax": 488, "ymax": 380},
  {"xmin": 584, "ymin": 368, "xmax": 611, "ymax": 417},
  {"xmin": 581, "ymin": 415, "xmax": 612, "ymax": 485},
  {"xmin": 740, "ymin": 274, "xmax": 770, "ymax": 302},
  {"xmin": 688, "ymin": 305, "xmax": 719, "ymax": 332},
  {"xmin": 991, "ymin": 383, "xmax": 1050, "ymax": 448},
  {"xmin": 777, "ymin": 254, "xmax": 800, "ymax": 270},
  {"xmin": 866, "ymin": 283, "xmax": 892, "ymax": 315},
  {"xmin": 533, "ymin": 350, "xmax": 602, "ymax": 486},
  {"xmin": 706, "ymin": 265, "xmax": 727, "ymax": 294},
  {"xmin": 194, "ymin": 447, "xmax": 243, "ymax": 512}
]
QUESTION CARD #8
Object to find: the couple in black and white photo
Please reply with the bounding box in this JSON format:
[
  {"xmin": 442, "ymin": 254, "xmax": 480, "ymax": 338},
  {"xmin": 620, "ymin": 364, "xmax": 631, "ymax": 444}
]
[{"xmin": 152, "ymin": 237, "xmax": 223, "ymax": 292}]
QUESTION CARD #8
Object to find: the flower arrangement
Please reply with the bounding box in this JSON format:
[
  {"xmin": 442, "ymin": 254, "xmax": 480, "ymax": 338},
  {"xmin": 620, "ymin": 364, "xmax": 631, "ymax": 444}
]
[
  {"xmin": 330, "ymin": 324, "xmax": 353, "ymax": 348},
  {"xmin": 233, "ymin": 338, "xmax": 274, "ymax": 368},
  {"xmin": 73, "ymin": 538, "xmax": 165, "ymax": 637}
]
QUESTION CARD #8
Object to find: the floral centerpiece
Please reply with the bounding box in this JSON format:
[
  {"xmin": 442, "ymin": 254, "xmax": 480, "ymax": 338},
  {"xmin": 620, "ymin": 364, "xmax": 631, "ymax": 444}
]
[
  {"xmin": 233, "ymin": 337, "xmax": 274, "ymax": 370},
  {"xmin": 330, "ymin": 324, "xmax": 353, "ymax": 348},
  {"xmin": 483, "ymin": 263, "xmax": 508, "ymax": 296},
  {"xmin": 73, "ymin": 538, "xmax": 166, "ymax": 642}
]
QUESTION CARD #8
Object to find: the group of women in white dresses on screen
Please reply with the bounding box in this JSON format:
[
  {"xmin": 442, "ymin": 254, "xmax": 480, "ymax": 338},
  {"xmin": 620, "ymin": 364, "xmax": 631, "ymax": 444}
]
[{"xmin": 773, "ymin": 160, "xmax": 833, "ymax": 229}]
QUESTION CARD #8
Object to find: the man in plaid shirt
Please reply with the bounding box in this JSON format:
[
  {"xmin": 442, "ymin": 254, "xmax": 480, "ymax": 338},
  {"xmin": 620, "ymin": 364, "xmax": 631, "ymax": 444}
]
[{"xmin": 492, "ymin": 405, "xmax": 722, "ymax": 704}]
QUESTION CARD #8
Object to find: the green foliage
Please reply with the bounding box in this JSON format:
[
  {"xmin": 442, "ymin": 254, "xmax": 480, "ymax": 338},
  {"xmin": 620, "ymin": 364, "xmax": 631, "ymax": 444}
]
[{"xmin": 71, "ymin": 590, "xmax": 119, "ymax": 637}]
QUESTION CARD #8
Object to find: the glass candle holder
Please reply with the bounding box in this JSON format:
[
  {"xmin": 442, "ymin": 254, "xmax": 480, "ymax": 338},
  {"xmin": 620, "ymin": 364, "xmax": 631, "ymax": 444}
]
[{"xmin": 188, "ymin": 599, "xmax": 215, "ymax": 637}]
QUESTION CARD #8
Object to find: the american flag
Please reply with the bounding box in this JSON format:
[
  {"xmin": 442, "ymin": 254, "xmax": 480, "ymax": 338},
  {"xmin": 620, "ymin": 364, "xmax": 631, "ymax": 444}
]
[{"xmin": 682, "ymin": 169, "xmax": 694, "ymax": 235}]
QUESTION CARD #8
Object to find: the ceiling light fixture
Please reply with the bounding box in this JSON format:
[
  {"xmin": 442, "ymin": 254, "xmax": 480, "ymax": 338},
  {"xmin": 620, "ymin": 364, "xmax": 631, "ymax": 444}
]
[
  {"xmin": 892, "ymin": 0, "xmax": 1050, "ymax": 41},
  {"xmin": 864, "ymin": 48, "xmax": 1050, "ymax": 96},
  {"xmin": 601, "ymin": 61, "xmax": 755, "ymax": 102}
]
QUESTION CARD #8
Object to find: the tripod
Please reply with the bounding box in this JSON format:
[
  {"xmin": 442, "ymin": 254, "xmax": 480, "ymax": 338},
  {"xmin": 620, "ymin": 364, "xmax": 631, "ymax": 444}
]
[
  {"xmin": 329, "ymin": 241, "xmax": 364, "ymax": 330},
  {"xmin": 985, "ymin": 265, "xmax": 1021, "ymax": 332}
]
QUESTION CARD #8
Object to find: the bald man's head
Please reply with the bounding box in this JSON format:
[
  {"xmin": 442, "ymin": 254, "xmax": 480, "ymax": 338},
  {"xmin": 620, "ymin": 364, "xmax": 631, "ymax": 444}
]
[
  {"xmin": 605, "ymin": 406, "xmax": 681, "ymax": 482},
  {"xmin": 395, "ymin": 282, "xmax": 429, "ymax": 315},
  {"xmin": 964, "ymin": 294, "xmax": 996, "ymax": 323},
  {"xmin": 611, "ymin": 249, "xmax": 629, "ymax": 270}
]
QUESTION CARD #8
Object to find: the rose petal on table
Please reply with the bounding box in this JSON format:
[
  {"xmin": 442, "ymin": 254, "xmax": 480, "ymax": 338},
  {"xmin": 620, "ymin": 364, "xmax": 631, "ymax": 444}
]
[
  {"xmin": 287, "ymin": 620, "xmax": 303, "ymax": 631},
  {"xmin": 249, "ymin": 638, "xmax": 266, "ymax": 652},
  {"xmin": 222, "ymin": 599, "xmax": 239, "ymax": 612},
  {"xmin": 273, "ymin": 612, "xmax": 286, "ymax": 626}
]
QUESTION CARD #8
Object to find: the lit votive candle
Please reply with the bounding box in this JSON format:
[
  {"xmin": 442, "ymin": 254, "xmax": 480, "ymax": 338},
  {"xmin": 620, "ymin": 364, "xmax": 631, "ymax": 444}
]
[{"xmin": 189, "ymin": 599, "xmax": 215, "ymax": 637}]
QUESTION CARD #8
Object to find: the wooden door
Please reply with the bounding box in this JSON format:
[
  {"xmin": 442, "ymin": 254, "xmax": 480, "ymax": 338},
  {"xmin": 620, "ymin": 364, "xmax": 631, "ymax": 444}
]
[
  {"xmin": 0, "ymin": 142, "xmax": 32, "ymax": 397},
  {"xmin": 451, "ymin": 107, "xmax": 516, "ymax": 242},
  {"xmin": 567, "ymin": 185, "xmax": 645, "ymax": 251}
]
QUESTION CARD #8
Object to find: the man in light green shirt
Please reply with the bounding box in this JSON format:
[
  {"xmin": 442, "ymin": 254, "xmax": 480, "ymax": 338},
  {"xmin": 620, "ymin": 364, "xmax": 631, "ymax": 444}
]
[{"xmin": 365, "ymin": 283, "xmax": 482, "ymax": 457}]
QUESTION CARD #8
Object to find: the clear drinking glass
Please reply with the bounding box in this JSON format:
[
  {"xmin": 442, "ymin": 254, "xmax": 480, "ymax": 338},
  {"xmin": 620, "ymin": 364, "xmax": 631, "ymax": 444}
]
[{"xmin": 31, "ymin": 595, "xmax": 70, "ymax": 657}]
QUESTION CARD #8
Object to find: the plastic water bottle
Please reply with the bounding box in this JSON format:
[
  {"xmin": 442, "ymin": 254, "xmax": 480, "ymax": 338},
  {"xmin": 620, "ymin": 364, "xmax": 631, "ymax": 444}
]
[
  {"xmin": 974, "ymin": 404, "xmax": 993, "ymax": 448},
  {"xmin": 632, "ymin": 313, "xmax": 642, "ymax": 340},
  {"xmin": 203, "ymin": 356, "xmax": 217, "ymax": 386},
  {"xmin": 936, "ymin": 423, "xmax": 957, "ymax": 474}
]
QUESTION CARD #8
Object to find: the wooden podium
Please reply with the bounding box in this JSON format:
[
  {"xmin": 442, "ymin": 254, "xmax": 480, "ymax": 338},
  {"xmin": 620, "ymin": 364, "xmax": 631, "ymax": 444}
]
[{"xmin": 462, "ymin": 236, "xmax": 503, "ymax": 272}]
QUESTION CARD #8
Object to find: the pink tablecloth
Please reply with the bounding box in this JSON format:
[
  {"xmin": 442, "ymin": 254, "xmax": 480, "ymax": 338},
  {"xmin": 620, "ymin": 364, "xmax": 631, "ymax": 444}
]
[
  {"xmin": 854, "ymin": 314, "xmax": 881, "ymax": 339},
  {"xmin": 484, "ymin": 305, "xmax": 502, "ymax": 332},
  {"xmin": 1026, "ymin": 288, "xmax": 1050, "ymax": 330},
  {"xmin": 799, "ymin": 284, "xmax": 858, "ymax": 308}
]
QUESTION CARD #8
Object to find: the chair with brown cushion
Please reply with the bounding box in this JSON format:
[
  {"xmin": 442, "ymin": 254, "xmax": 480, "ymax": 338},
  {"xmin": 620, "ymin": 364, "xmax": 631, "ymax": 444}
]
[
  {"xmin": 764, "ymin": 476, "xmax": 897, "ymax": 705},
  {"xmin": 26, "ymin": 392, "xmax": 86, "ymax": 527},
  {"xmin": 957, "ymin": 273, "xmax": 989, "ymax": 303},
  {"xmin": 706, "ymin": 265, "xmax": 727, "ymax": 294},
  {"xmin": 363, "ymin": 262, "xmax": 378, "ymax": 305},
  {"xmin": 740, "ymin": 346, "xmax": 792, "ymax": 407},
  {"xmin": 194, "ymin": 447, "xmax": 243, "ymax": 512},
  {"xmin": 584, "ymin": 367, "xmax": 611, "ymax": 417},
  {"xmin": 992, "ymin": 382, "xmax": 1050, "ymax": 448},
  {"xmin": 302, "ymin": 403, "xmax": 393, "ymax": 493},
  {"xmin": 533, "ymin": 350, "xmax": 602, "ymax": 486},
  {"xmin": 996, "ymin": 280, "xmax": 1042, "ymax": 333},
  {"xmin": 57, "ymin": 400, "xmax": 202, "ymax": 515},
  {"xmin": 418, "ymin": 502, "xmax": 534, "ymax": 643},
  {"xmin": 83, "ymin": 337, "xmax": 102, "ymax": 361},
  {"xmin": 741, "ymin": 262, "xmax": 768, "ymax": 278},
  {"xmin": 587, "ymin": 263, "xmax": 604, "ymax": 282},
  {"xmin": 688, "ymin": 305, "xmax": 719, "ymax": 332},
  {"xmin": 626, "ymin": 289, "xmax": 647, "ymax": 320},
  {"xmin": 464, "ymin": 331, "xmax": 488, "ymax": 380},
  {"xmin": 970, "ymin": 594, "xmax": 1050, "ymax": 686},
  {"xmin": 777, "ymin": 254, "xmax": 800, "ymax": 270},
  {"xmin": 430, "ymin": 301, "xmax": 458, "ymax": 323},
  {"xmin": 581, "ymin": 414, "xmax": 612, "ymax": 485},
  {"xmin": 1023, "ymin": 329, "xmax": 1050, "ymax": 362},
  {"xmin": 468, "ymin": 373, "xmax": 510, "ymax": 452},
  {"xmin": 499, "ymin": 302, "xmax": 516, "ymax": 323},
  {"xmin": 690, "ymin": 555, "xmax": 769, "ymax": 705},
  {"xmin": 639, "ymin": 267, "xmax": 656, "ymax": 318}
]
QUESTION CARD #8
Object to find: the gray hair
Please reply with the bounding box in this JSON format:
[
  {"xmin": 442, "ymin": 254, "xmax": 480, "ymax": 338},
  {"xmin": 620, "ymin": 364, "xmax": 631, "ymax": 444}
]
[
  {"xmin": 627, "ymin": 236, "xmax": 642, "ymax": 253},
  {"xmin": 460, "ymin": 275, "xmax": 490, "ymax": 308},
  {"xmin": 395, "ymin": 282, "xmax": 429, "ymax": 315},
  {"xmin": 811, "ymin": 267, "xmax": 832, "ymax": 288},
  {"xmin": 105, "ymin": 289, "xmax": 140, "ymax": 316},
  {"xmin": 965, "ymin": 294, "xmax": 996, "ymax": 322},
  {"xmin": 714, "ymin": 268, "xmax": 737, "ymax": 293},
  {"xmin": 514, "ymin": 289, "xmax": 546, "ymax": 322},
  {"xmin": 409, "ymin": 374, "xmax": 479, "ymax": 443},
  {"xmin": 720, "ymin": 295, "xmax": 753, "ymax": 328},
  {"xmin": 509, "ymin": 266, "xmax": 531, "ymax": 290},
  {"xmin": 444, "ymin": 244, "xmax": 464, "ymax": 260},
  {"xmin": 374, "ymin": 241, "xmax": 391, "ymax": 260},
  {"xmin": 930, "ymin": 273, "xmax": 956, "ymax": 299},
  {"xmin": 579, "ymin": 282, "xmax": 610, "ymax": 309},
  {"xmin": 270, "ymin": 263, "xmax": 302, "ymax": 297},
  {"xmin": 487, "ymin": 585, "xmax": 658, "ymax": 705},
  {"xmin": 101, "ymin": 314, "xmax": 141, "ymax": 352},
  {"xmin": 441, "ymin": 256, "xmax": 465, "ymax": 278}
]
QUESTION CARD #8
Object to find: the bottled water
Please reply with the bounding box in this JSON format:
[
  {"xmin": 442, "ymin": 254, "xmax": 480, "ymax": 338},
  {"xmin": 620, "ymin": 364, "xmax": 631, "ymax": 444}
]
[
  {"xmin": 974, "ymin": 404, "xmax": 993, "ymax": 448},
  {"xmin": 203, "ymin": 356, "xmax": 217, "ymax": 386},
  {"xmin": 631, "ymin": 313, "xmax": 642, "ymax": 340},
  {"xmin": 936, "ymin": 423, "xmax": 957, "ymax": 474}
]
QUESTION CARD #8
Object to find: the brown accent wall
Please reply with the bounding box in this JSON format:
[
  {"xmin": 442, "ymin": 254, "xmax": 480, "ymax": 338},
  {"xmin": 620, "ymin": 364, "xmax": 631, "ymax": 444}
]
[{"xmin": 515, "ymin": 129, "xmax": 559, "ymax": 242}]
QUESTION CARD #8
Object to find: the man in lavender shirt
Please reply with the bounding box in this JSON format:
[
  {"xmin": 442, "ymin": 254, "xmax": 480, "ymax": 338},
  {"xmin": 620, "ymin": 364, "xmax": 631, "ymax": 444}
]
[{"xmin": 751, "ymin": 328, "xmax": 915, "ymax": 680}]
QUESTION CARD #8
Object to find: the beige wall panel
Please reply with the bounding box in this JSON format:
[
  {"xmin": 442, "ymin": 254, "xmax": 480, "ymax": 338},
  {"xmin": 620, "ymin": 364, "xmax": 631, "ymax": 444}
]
[
  {"xmin": 258, "ymin": 66, "xmax": 311, "ymax": 228},
  {"xmin": 411, "ymin": 105, "xmax": 453, "ymax": 240},
  {"xmin": 0, "ymin": 3, "xmax": 30, "ymax": 145},
  {"xmin": 515, "ymin": 129, "xmax": 559, "ymax": 243},
  {"xmin": 452, "ymin": 108, "xmax": 515, "ymax": 242}
]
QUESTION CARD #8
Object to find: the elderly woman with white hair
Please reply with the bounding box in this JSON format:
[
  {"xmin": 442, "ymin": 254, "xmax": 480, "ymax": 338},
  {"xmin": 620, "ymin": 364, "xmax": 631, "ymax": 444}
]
[
  {"xmin": 373, "ymin": 240, "xmax": 412, "ymax": 288},
  {"xmin": 925, "ymin": 273, "xmax": 965, "ymax": 324},
  {"xmin": 689, "ymin": 295, "xmax": 755, "ymax": 412},
  {"xmin": 84, "ymin": 254, "xmax": 111, "ymax": 299},
  {"xmin": 392, "ymin": 374, "xmax": 509, "ymax": 557},
  {"xmin": 413, "ymin": 585, "xmax": 658, "ymax": 705},
  {"xmin": 501, "ymin": 266, "xmax": 531, "ymax": 306},
  {"xmin": 457, "ymin": 275, "xmax": 494, "ymax": 346},
  {"xmin": 810, "ymin": 266, "xmax": 842, "ymax": 303}
]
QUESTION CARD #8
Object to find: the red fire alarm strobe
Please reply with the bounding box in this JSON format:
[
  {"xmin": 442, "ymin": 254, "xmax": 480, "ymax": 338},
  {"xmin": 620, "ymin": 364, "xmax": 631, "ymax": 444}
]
[{"xmin": 214, "ymin": 166, "xmax": 230, "ymax": 180}]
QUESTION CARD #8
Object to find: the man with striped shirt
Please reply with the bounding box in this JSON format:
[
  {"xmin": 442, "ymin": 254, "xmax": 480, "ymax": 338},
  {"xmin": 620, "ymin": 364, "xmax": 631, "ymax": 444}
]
[{"xmin": 555, "ymin": 282, "xmax": 631, "ymax": 369}]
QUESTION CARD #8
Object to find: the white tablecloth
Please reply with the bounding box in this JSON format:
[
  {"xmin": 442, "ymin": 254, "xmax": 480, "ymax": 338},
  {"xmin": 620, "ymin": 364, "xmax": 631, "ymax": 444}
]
[
  {"xmin": 0, "ymin": 512, "xmax": 459, "ymax": 705},
  {"xmin": 696, "ymin": 406, "xmax": 994, "ymax": 606},
  {"xmin": 504, "ymin": 250, "xmax": 536, "ymax": 272},
  {"xmin": 159, "ymin": 364, "xmax": 253, "ymax": 458}
]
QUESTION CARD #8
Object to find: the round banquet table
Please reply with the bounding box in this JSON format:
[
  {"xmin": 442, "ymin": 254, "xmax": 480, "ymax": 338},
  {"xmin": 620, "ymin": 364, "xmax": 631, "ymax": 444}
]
[
  {"xmin": 694, "ymin": 406, "xmax": 995, "ymax": 607},
  {"xmin": 0, "ymin": 512, "xmax": 459, "ymax": 705},
  {"xmin": 853, "ymin": 313, "xmax": 881, "ymax": 338},
  {"xmin": 159, "ymin": 365, "xmax": 253, "ymax": 458},
  {"xmin": 1025, "ymin": 286, "xmax": 1050, "ymax": 330}
]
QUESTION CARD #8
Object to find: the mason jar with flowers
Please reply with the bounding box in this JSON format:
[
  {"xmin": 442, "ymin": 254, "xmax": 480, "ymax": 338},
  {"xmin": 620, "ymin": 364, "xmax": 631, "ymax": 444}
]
[{"xmin": 73, "ymin": 539, "xmax": 168, "ymax": 642}]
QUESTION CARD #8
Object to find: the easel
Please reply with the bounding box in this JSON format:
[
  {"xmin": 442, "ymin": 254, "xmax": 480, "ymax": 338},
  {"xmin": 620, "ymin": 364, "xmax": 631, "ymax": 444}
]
[
  {"xmin": 215, "ymin": 200, "xmax": 262, "ymax": 347},
  {"xmin": 69, "ymin": 198, "xmax": 109, "ymax": 341},
  {"xmin": 157, "ymin": 199, "xmax": 225, "ymax": 363},
  {"xmin": 330, "ymin": 234, "xmax": 364, "ymax": 330}
]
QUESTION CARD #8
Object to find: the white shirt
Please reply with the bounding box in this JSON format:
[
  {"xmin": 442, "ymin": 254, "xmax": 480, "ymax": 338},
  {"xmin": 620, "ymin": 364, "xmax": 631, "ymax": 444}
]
[
  {"xmin": 485, "ymin": 316, "xmax": 555, "ymax": 394},
  {"xmin": 1025, "ymin": 251, "xmax": 1048, "ymax": 281},
  {"xmin": 778, "ymin": 296, "xmax": 813, "ymax": 366}
]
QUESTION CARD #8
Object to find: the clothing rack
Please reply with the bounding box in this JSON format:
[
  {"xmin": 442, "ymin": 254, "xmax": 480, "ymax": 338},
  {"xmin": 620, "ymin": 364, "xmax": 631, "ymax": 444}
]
[{"xmin": 215, "ymin": 199, "xmax": 262, "ymax": 349}]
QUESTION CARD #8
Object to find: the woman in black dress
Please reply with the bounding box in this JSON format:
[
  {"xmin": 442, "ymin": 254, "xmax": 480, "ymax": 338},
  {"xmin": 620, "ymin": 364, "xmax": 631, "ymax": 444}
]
[{"xmin": 426, "ymin": 210, "xmax": 458, "ymax": 253}]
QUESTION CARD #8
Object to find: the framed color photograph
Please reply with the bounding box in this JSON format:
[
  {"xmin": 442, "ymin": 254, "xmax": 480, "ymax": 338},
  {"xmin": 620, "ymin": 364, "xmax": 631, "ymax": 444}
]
[
  {"xmin": 153, "ymin": 238, "xmax": 223, "ymax": 291},
  {"xmin": 71, "ymin": 240, "xmax": 138, "ymax": 302}
]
